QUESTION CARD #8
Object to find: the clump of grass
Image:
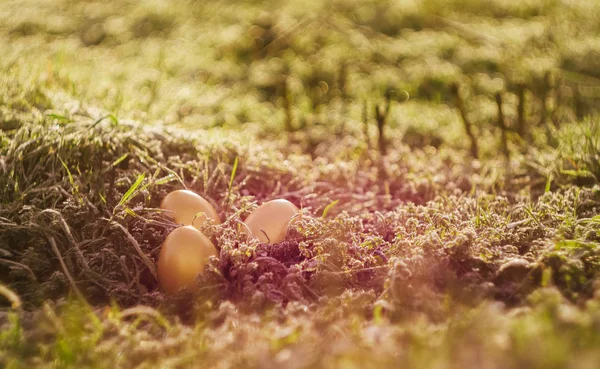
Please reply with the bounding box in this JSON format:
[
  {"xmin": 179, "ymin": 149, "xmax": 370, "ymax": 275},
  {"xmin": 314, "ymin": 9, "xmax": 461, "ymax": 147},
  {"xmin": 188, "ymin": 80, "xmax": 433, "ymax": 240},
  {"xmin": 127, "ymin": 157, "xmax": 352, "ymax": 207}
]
[{"xmin": 526, "ymin": 119, "xmax": 600, "ymax": 189}]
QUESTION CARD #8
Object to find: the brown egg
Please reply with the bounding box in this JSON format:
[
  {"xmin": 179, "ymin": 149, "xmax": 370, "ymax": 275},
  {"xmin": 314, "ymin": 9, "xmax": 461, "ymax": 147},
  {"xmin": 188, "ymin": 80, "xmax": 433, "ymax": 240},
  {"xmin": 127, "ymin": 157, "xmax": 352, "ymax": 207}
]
[
  {"xmin": 160, "ymin": 189, "xmax": 221, "ymax": 229},
  {"xmin": 243, "ymin": 199, "xmax": 300, "ymax": 244},
  {"xmin": 157, "ymin": 225, "xmax": 218, "ymax": 293}
]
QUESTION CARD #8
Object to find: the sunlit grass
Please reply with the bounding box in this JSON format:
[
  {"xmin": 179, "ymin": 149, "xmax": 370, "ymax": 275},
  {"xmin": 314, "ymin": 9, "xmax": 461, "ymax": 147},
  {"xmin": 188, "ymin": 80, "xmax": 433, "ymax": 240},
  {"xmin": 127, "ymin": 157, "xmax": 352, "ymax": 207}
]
[{"xmin": 1, "ymin": 0, "xmax": 600, "ymax": 368}]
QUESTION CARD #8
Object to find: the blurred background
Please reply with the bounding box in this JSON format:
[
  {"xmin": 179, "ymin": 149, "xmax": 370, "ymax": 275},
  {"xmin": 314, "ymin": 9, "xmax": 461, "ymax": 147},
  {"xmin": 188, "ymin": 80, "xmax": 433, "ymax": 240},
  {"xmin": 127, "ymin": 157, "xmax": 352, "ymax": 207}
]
[{"xmin": 1, "ymin": 0, "xmax": 600, "ymax": 157}]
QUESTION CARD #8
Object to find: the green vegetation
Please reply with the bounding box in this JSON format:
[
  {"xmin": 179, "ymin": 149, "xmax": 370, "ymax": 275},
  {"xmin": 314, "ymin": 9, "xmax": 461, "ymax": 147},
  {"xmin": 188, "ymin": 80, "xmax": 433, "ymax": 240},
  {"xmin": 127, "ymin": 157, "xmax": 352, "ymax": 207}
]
[{"xmin": 1, "ymin": 0, "xmax": 600, "ymax": 368}]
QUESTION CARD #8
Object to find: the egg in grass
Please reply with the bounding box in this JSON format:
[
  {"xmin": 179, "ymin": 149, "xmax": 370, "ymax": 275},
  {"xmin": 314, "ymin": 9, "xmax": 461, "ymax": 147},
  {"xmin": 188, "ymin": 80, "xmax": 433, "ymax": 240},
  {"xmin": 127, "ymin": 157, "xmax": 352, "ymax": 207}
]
[
  {"xmin": 157, "ymin": 225, "xmax": 218, "ymax": 294},
  {"xmin": 160, "ymin": 189, "xmax": 221, "ymax": 229},
  {"xmin": 243, "ymin": 199, "xmax": 300, "ymax": 245}
]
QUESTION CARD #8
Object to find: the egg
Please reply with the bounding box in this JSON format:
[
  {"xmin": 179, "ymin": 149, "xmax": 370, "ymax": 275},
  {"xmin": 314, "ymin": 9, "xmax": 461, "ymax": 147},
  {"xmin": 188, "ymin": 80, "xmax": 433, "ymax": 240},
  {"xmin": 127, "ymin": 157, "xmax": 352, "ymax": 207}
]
[
  {"xmin": 157, "ymin": 225, "xmax": 218, "ymax": 293},
  {"xmin": 243, "ymin": 199, "xmax": 300, "ymax": 244},
  {"xmin": 160, "ymin": 189, "xmax": 221, "ymax": 229}
]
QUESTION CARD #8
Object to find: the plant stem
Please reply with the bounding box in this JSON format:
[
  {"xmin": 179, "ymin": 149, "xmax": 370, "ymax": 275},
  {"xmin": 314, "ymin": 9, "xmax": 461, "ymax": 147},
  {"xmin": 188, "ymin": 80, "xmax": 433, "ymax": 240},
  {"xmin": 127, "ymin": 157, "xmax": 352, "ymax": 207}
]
[
  {"xmin": 495, "ymin": 92, "xmax": 510, "ymax": 161},
  {"xmin": 451, "ymin": 83, "xmax": 478, "ymax": 159},
  {"xmin": 517, "ymin": 83, "xmax": 527, "ymax": 138}
]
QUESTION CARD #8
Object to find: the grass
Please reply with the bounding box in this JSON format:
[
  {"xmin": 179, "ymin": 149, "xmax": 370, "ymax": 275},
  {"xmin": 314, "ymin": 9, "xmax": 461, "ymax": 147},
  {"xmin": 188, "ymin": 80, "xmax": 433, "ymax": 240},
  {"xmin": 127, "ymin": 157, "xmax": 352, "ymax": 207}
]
[{"xmin": 1, "ymin": 0, "xmax": 600, "ymax": 368}]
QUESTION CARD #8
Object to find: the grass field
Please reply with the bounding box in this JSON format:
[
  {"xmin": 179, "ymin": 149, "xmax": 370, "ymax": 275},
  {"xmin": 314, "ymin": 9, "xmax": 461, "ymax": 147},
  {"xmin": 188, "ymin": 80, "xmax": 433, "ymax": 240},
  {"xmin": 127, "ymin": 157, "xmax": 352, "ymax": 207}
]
[{"xmin": 1, "ymin": 0, "xmax": 600, "ymax": 368}]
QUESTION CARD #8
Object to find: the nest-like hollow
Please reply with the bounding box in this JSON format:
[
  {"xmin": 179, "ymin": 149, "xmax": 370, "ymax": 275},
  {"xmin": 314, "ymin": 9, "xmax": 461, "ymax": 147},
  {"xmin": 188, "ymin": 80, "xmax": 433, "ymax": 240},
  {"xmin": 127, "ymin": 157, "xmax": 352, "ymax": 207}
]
[{"xmin": 194, "ymin": 219, "xmax": 391, "ymax": 312}]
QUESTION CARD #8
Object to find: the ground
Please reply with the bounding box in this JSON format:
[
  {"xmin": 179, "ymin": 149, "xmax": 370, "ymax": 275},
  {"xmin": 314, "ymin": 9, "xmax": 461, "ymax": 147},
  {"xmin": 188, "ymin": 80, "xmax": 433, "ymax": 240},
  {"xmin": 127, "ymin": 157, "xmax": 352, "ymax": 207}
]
[{"xmin": 1, "ymin": 0, "xmax": 600, "ymax": 368}]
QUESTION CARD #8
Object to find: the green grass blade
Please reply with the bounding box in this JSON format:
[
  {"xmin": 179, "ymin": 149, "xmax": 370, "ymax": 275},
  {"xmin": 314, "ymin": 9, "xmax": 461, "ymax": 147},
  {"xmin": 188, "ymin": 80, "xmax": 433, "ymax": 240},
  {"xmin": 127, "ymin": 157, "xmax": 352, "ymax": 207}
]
[
  {"xmin": 322, "ymin": 199, "xmax": 339, "ymax": 218},
  {"xmin": 58, "ymin": 155, "xmax": 75, "ymax": 189},
  {"xmin": 229, "ymin": 156, "xmax": 239, "ymax": 191},
  {"xmin": 545, "ymin": 175, "xmax": 553, "ymax": 193},
  {"xmin": 110, "ymin": 153, "xmax": 129, "ymax": 168},
  {"xmin": 118, "ymin": 173, "xmax": 146, "ymax": 207}
]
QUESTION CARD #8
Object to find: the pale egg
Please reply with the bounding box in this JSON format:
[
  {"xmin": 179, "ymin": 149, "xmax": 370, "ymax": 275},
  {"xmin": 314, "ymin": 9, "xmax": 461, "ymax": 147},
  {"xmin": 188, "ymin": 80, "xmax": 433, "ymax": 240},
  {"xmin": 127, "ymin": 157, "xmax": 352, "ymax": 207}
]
[
  {"xmin": 243, "ymin": 199, "xmax": 300, "ymax": 244},
  {"xmin": 157, "ymin": 225, "xmax": 218, "ymax": 293},
  {"xmin": 160, "ymin": 189, "xmax": 221, "ymax": 229}
]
